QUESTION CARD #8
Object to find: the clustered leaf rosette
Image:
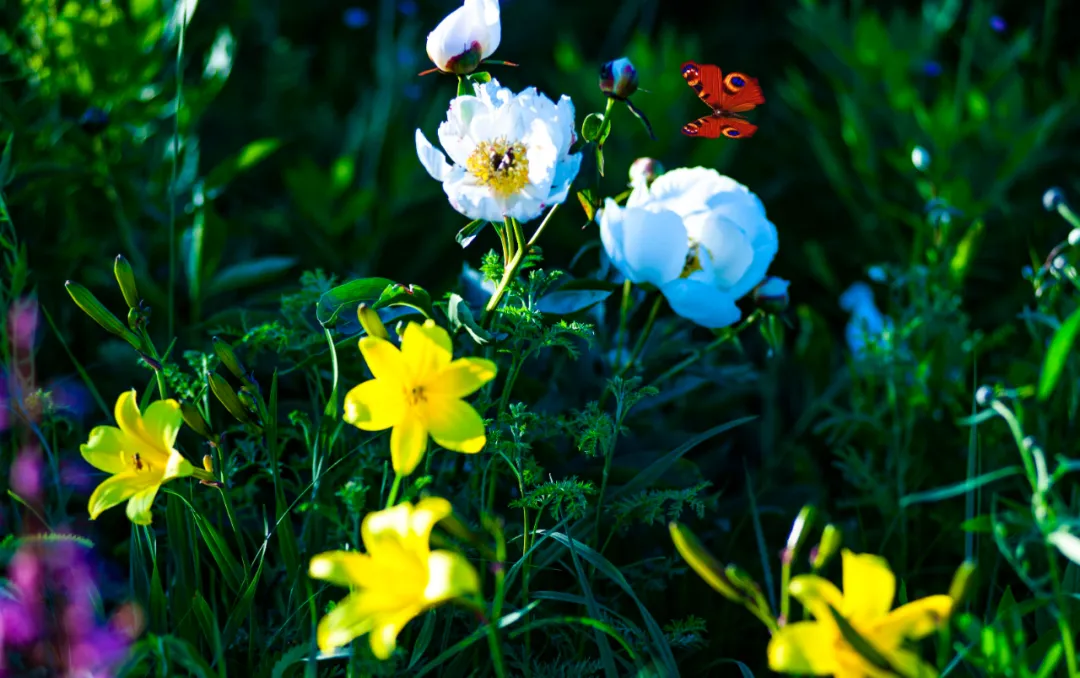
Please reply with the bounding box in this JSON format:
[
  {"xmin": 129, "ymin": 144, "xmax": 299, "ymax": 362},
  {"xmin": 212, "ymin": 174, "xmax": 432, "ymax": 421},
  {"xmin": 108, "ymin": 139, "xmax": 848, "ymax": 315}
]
[
  {"xmin": 80, "ymin": 390, "xmax": 195, "ymax": 525},
  {"xmin": 425, "ymin": 0, "xmax": 501, "ymax": 75},
  {"xmin": 415, "ymin": 79, "xmax": 582, "ymax": 224},
  {"xmin": 768, "ymin": 550, "xmax": 954, "ymax": 677},
  {"xmin": 343, "ymin": 320, "xmax": 497, "ymax": 477},
  {"xmin": 598, "ymin": 167, "xmax": 779, "ymax": 329},
  {"xmin": 308, "ymin": 497, "xmax": 480, "ymax": 659}
]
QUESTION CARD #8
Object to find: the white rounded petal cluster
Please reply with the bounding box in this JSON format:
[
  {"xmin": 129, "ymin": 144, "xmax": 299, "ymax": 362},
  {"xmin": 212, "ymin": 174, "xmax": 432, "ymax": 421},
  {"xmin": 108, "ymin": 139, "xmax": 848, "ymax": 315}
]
[
  {"xmin": 425, "ymin": 0, "xmax": 501, "ymax": 74},
  {"xmin": 598, "ymin": 167, "xmax": 779, "ymax": 329},
  {"xmin": 415, "ymin": 80, "xmax": 582, "ymax": 224}
]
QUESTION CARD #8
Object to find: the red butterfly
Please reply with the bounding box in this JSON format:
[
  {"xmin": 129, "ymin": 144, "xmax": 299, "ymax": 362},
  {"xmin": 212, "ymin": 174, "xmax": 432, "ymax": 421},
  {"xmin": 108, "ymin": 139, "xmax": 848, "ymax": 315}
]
[{"xmin": 680, "ymin": 62, "xmax": 765, "ymax": 139}]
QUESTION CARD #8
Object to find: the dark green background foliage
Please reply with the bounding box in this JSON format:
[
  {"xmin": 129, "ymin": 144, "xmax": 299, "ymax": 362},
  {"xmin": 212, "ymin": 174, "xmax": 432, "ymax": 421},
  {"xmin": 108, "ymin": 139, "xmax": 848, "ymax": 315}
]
[{"xmin": 3, "ymin": 0, "xmax": 1080, "ymax": 675}]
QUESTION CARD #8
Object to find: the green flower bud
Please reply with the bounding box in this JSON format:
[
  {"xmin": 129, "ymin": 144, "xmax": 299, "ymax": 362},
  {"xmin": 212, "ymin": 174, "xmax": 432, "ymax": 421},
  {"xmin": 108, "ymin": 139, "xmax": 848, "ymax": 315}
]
[
  {"xmin": 669, "ymin": 522, "xmax": 744, "ymax": 604},
  {"xmin": 811, "ymin": 524, "xmax": 842, "ymax": 571},
  {"xmin": 784, "ymin": 505, "xmax": 816, "ymax": 560},
  {"xmin": 357, "ymin": 303, "xmax": 389, "ymax": 341},
  {"xmin": 599, "ymin": 58, "xmax": 639, "ymax": 100},
  {"xmin": 113, "ymin": 254, "xmax": 140, "ymax": 309},
  {"xmin": 947, "ymin": 560, "xmax": 977, "ymax": 606},
  {"xmin": 212, "ymin": 337, "xmax": 248, "ymax": 383},
  {"xmin": 209, "ymin": 372, "xmax": 254, "ymax": 425},
  {"xmin": 65, "ymin": 281, "xmax": 141, "ymax": 349},
  {"xmin": 179, "ymin": 400, "xmax": 214, "ymax": 439}
]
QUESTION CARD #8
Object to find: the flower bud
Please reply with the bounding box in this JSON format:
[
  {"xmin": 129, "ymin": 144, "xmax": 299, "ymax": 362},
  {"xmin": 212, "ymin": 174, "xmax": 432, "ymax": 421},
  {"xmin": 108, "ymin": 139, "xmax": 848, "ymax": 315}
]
[
  {"xmin": 784, "ymin": 505, "xmax": 815, "ymax": 560},
  {"xmin": 357, "ymin": 303, "xmax": 389, "ymax": 341},
  {"xmin": 209, "ymin": 372, "xmax": 254, "ymax": 425},
  {"xmin": 212, "ymin": 337, "xmax": 248, "ymax": 383},
  {"xmin": 752, "ymin": 276, "xmax": 791, "ymax": 314},
  {"xmin": 202, "ymin": 454, "xmax": 214, "ymax": 473},
  {"xmin": 975, "ymin": 385, "xmax": 994, "ymax": 406},
  {"xmin": 1069, "ymin": 229, "xmax": 1080, "ymax": 247},
  {"xmin": 810, "ymin": 524, "xmax": 841, "ymax": 571},
  {"xmin": 599, "ymin": 58, "xmax": 639, "ymax": 100},
  {"xmin": 65, "ymin": 281, "xmax": 141, "ymax": 349},
  {"xmin": 629, "ymin": 157, "xmax": 664, "ymax": 189},
  {"xmin": 179, "ymin": 401, "xmax": 214, "ymax": 440},
  {"xmin": 911, "ymin": 146, "xmax": 931, "ymax": 172},
  {"xmin": 425, "ymin": 0, "xmax": 500, "ymax": 75},
  {"xmin": 669, "ymin": 522, "xmax": 745, "ymax": 604},
  {"xmin": 947, "ymin": 560, "xmax": 977, "ymax": 606},
  {"xmin": 1043, "ymin": 187, "xmax": 1065, "ymax": 212},
  {"xmin": 113, "ymin": 255, "xmax": 140, "ymax": 309}
]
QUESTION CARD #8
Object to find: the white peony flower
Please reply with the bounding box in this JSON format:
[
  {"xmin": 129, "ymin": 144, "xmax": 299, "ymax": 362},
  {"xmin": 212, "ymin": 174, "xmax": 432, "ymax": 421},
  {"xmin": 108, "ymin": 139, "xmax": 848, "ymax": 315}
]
[
  {"xmin": 598, "ymin": 167, "xmax": 779, "ymax": 329},
  {"xmin": 425, "ymin": 0, "xmax": 501, "ymax": 75},
  {"xmin": 416, "ymin": 80, "xmax": 582, "ymax": 224}
]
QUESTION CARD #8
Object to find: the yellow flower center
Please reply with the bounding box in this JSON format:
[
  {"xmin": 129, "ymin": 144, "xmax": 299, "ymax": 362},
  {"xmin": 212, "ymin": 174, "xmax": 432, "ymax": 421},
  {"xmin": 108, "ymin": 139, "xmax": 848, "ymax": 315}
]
[
  {"xmin": 408, "ymin": 385, "xmax": 428, "ymax": 406},
  {"xmin": 131, "ymin": 452, "xmax": 152, "ymax": 473},
  {"xmin": 680, "ymin": 241, "xmax": 708, "ymax": 278},
  {"xmin": 465, "ymin": 137, "xmax": 530, "ymax": 196}
]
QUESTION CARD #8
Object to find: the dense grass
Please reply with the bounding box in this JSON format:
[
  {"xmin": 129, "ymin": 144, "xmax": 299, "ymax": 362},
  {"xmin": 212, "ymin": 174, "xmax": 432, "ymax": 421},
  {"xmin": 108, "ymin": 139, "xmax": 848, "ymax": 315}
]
[{"xmin": 3, "ymin": 0, "xmax": 1080, "ymax": 676}]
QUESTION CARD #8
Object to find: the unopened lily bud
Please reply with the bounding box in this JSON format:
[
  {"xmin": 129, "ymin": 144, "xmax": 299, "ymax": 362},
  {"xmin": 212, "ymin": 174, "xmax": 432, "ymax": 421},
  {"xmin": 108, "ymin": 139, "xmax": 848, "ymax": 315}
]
[
  {"xmin": 629, "ymin": 157, "xmax": 664, "ymax": 189},
  {"xmin": 65, "ymin": 281, "xmax": 141, "ymax": 349},
  {"xmin": 237, "ymin": 387, "xmax": 258, "ymax": 415},
  {"xmin": 212, "ymin": 337, "xmax": 248, "ymax": 383},
  {"xmin": 784, "ymin": 505, "xmax": 815, "ymax": 561},
  {"xmin": 753, "ymin": 276, "xmax": 791, "ymax": 314},
  {"xmin": 357, "ymin": 303, "xmax": 389, "ymax": 341},
  {"xmin": 179, "ymin": 401, "xmax": 214, "ymax": 439},
  {"xmin": 811, "ymin": 524, "xmax": 842, "ymax": 571},
  {"xmin": 113, "ymin": 255, "xmax": 140, "ymax": 309},
  {"xmin": 127, "ymin": 307, "xmax": 141, "ymax": 332},
  {"xmin": 599, "ymin": 58, "xmax": 639, "ymax": 100},
  {"xmin": 425, "ymin": 0, "xmax": 500, "ymax": 75},
  {"xmin": 209, "ymin": 372, "xmax": 254, "ymax": 425},
  {"xmin": 947, "ymin": 560, "xmax": 977, "ymax": 606},
  {"xmin": 202, "ymin": 454, "xmax": 214, "ymax": 473},
  {"xmin": 669, "ymin": 522, "xmax": 744, "ymax": 603}
]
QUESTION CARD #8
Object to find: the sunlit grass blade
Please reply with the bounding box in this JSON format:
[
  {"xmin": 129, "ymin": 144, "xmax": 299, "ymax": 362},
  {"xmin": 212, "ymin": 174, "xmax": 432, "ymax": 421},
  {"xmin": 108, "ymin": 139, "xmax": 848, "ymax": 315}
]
[{"xmin": 900, "ymin": 466, "xmax": 1024, "ymax": 507}]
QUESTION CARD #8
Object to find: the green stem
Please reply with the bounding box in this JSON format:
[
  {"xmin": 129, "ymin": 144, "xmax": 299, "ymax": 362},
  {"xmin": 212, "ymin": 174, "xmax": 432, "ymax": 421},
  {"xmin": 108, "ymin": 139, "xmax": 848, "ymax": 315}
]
[
  {"xmin": 650, "ymin": 310, "xmax": 764, "ymax": 386},
  {"xmin": 614, "ymin": 279, "xmax": 632, "ymax": 369},
  {"xmin": 168, "ymin": 2, "xmax": 186, "ymax": 341},
  {"xmin": 496, "ymin": 354, "xmax": 525, "ymax": 415},
  {"xmin": 615, "ymin": 293, "xmax": 663, "ymax": 378},
  {"xmin": 385, "ymin": 474, "xmax": 403, "ymax": 509},
  {"xmin": 779, "ymin": 554, "xmax": 792, "ymax": 625},
  {"xmin": 139, "ymin": 328, "xmax": 170, "ymax": 400},
  {"xmin": 1047, "ymin": 543, "xmax": 1079, "ymax": 678},
  {"xmin": 487, "ymin": 518, "xmax": 509, "ymax": 678},
  {"xmin": 525, "ymin": 202, "xmax": 560, "ymax": 249}
]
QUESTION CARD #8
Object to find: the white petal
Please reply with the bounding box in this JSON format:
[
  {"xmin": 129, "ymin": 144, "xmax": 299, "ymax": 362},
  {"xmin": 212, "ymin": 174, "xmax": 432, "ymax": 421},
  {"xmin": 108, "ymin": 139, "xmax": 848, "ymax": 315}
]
[
  {"xmin": 425, "ymin": 6, "xmax": 474, "ymax": 70},
  {"xmin": 839, "ymin": 281, "xmax": 874, "ymax": 312},
  {"xmin": 444, "ymin": 175, "xmax": 504, "ymax": 222},
  {"xmin": 415, "ymin": 129, "xmax": 453, "ymax": 182},
  {"xmin": 661, "ymin": 279, "xmax": 742, "ymax": 329},
  {"xmin": 504, "ymin": 193, "xmax": 545, "ymax": 222},
  {"xmin": 598, "ymin": 199, "xmax": 629, "ymax": 277},
  {"xmin": 464, "ymin": 0, "xmax": 501, "ymax": 59},
  {"xmin": 544, "ymin": 152, "xmax": 582, "ymax": 207},
  {"xmin": 695, "ymin": 214, "xmax": 755, "ymax": 288},
  {"xmin": 617, "ymin": 207, "xmax": 689, "ymax": 287},
  {"xmin": 522, "ymin": 119, "xmax": 557, "ymax": 191},
  {"xmin": 628, "ymin": 166, "xmax": 722, "ymax": 216}
]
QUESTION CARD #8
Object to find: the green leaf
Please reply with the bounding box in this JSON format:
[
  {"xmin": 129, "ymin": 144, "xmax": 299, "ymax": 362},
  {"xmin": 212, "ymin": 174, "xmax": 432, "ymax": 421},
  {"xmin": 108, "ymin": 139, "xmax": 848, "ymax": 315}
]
[
  {"xmin": 191, "ymin": 592, "xmax": 223, "ymax": 667},
  {"xmin": 204, "ymin": 138, "xmax": 281, "ymax": 196},
  {"xmin": 536, "ymin": 278, "xmax": 618, "ymax": 315},
  {"xmin": 469, "ymin": 71, "xmax": 492, "ymax": 85},
  {"xmin": 577, "ymin": 188, "xmax": 598, "ymax": 222},
  {"xmin": 0, "ymin": 134, "xmax": 13, "ymax": 187},
  {"xmin": 826, "ymin": 604, "xmax": 899, "ymax": 672},
  {"xmin": 1048, "ymin": 529, "xmax": 1080, "ymax": 566},
  {"xmin": 328, "ymin": 189, "xmax": 375, "ymax": 235},
  {"xmin": 222, "ymin": 542, "xmax": 267, "ymax": 647},
  {"xmin": 1038, "ymin": 305, "xmax": 1080, "ymax": 400},
  {"xmin": 447, "ymin": 292, "xmax": 493, "ymax": 345},
  {"xmin": 960, "ymin": 515, "xmax": 994, "ymax": 533},
  {"xmin": 372, "ymin": 282, "xmax": 433, "ymax": 319},
  {"xmin": 457, "ymin": 75, "xmax": 476, "ymax": 97},
  {"xmin": 206, "ymin": 257, "xmax": 297, "ymax": 296},
  {"xmin": 407, "ymin": 610, "xmax": 438, "ymax": 669},
  {"xmin": 456, "ymin": 219, "xmax": 488, "ymax": 248},
  {"xmin": 316, "ymin": 277, "xmax": 395, "ymax": 328},
  {"xmin": 582, "ymin": 112, "xmax": 606, "ymax": 142},
  {"xmin": 899, "ymin": 466, "xmax": 1024, "ymax": 507},
  {"xmin": 596, "ymin": 144, "xmax": 606, "ymax": 177}
]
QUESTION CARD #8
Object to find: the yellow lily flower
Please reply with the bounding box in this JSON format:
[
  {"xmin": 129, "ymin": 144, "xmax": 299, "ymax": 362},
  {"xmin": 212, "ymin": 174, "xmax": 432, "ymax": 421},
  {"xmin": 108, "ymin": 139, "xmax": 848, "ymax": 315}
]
[
  {"xmin": 768, "ymin": 549, "xmax": 954, "ymax": 678},
  {"xmin": 309, "ymin": 497, "xmax": 480, "ymax": 659},
  {"xmin": 80, "ymin": 390, "xmax": 195, "ymax": 525},
  {"xmin": 343, "ymin": 319, "xmax": 497, "ymax": 476}
]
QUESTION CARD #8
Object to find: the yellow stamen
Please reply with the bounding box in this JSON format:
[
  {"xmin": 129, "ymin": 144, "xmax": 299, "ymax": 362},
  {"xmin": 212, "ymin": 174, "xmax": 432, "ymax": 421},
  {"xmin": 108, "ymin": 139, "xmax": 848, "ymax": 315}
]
[
  {"xmin": 466, "ymin": 137, "xmax": 530, "ymax": 196},
  {"xmin": 408, "ymin": 385, "xmax": 427, "ymax": 406},
  {"xmin": 681, "ymin": 242, "xmax": 707, "ymax": 278}
]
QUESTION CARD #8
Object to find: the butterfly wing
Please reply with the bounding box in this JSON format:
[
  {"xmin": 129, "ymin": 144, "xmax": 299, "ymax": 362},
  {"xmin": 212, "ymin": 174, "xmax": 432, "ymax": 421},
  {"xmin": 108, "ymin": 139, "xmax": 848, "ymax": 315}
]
[
  {"xmin": 681, "ymin": 115, "xmax": 758, "ymax": 139},
  {"xmin": 716, "ymin": 71, "xmax": 765, "ymax": 113},
  {"xmin": 681, "ymin": 61, "xmax": 726, "ymax": 110}
]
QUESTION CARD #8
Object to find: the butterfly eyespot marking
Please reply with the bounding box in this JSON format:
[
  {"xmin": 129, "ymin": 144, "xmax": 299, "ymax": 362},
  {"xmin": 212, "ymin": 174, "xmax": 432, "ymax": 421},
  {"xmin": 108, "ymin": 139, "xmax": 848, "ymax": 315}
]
[
  {"xmin": 723, "ymin": 72, "xmax": 749, "ymax": 94},
  {"xmin": 721, "ymin": 126, "xmax": 742, "ymax": 138},
  {"xmin": 681, "ymin": 63, "xmax": 701, "ymax": 86}
]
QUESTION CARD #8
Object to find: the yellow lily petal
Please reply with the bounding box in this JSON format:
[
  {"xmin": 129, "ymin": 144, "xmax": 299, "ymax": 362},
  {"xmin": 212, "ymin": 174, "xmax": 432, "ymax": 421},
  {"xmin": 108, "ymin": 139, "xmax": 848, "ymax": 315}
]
[
  {"xmin": 359, "ymin": 336, "xmax": 409, "ymax": 386},
  {"xmin": 162, "ymin": 449, "xmax": 195, "ymax": 483},
  {"xmin": 114, "ymin": 391, "xmax": 163, "ymax": 458},
  {"xmin": 309, "ymin": 551, "xmax": 379, "ymax": 588},
  {"xmin": 871, "ymin": 594, "xmax": 953, "ymax": 643},
  {"xmin": 410, "ymin": 497, "xmax": 453, "ymax": 542},
  {"xmin": 400, "ymin": 321, "xmax": 453, "ymax": 378},
  {"xmin": 767, "ymin": 621, "xmax": 839, "ymax": 675},
  {"xmin": 141, "ymin": 399, "xmax": 183, "ymax": 450},
  {"xmin": 88, "ymin": 472, "xmax": 156, "ymax": 520},
  {"xmin": 881, "ymin": 647, "xmax": 941, "ymax": 678},
  {"xmin": 841, "ymin": 550, "xmax": 895, "ymax": 625},
  {"xmin": 425, "ymin": 357, "xmax": 497, "ymax": 399},
  {"xmin": 423, "ymin": 550, "xmax": 480, "ymax": 605},
  {"xmin": 424, "ymin": 397, "xmax": 486, "ymax": 453},
  {"xmin": 80, "ymin": 426, "xmax": 130, "ymax": 475},
  {"xmin": 368, "ymin": 605, "xmax": 425, "ymax": 660},
  {"xmin": 126, "ymin": 483, "xmax": 162, "ymax": 525},
  {"xmin": 316, "ymin": 590, "xmax": 398, "ymax": 652},
  {"xmin": 344, "ymin": 379, "xmax": 406, "ymax": 431},
  {"xmin": 789, "ymin": 574, "xmax": 845, "ymax": 627},
  {"xmin": 390, "ymin": 413, "xmax": 428, "ymax": 476}
]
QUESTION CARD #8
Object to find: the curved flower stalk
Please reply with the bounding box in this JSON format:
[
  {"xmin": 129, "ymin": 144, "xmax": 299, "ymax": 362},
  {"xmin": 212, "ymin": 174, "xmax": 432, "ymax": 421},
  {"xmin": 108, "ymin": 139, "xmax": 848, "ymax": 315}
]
[
  {"xmin": 424, "ymin": 0, "xmax": 501, "ymax": 75},
  {"xmin": 599, "ymin": 167, "xmax": 779, "ymax": 328},
  {"xmin": 80, "ymin": 390, "xmax": 199, "ymax": 525},
  {"xmin": 768, "ymin": 550, "xmax": 954, "ymax": 677},
  {"xmin": 416, "ymin": 79, "xmax": 582, "ymax": 224},
  {"xmin": 309, "ymin": 497, "xmax": 480, "ymax": 659},
  {"xmin": 343, "ymin": 320, "xmax": 497, "ymax": 477}
]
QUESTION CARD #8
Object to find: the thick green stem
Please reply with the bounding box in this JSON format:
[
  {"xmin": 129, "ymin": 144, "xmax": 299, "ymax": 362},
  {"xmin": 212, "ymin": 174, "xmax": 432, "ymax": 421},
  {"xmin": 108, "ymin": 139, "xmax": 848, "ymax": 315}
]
[{"xmin": 385, "ymin": 474, "xmax": 403, "ymax": 509}]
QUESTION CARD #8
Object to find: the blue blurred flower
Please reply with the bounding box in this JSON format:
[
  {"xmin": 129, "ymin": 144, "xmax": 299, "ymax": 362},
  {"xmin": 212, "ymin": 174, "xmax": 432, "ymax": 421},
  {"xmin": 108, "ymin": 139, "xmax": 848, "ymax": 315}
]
[
  {"xmin": 398, "ymin": 0, "xmax": 417, "ymax": 15},
  {"xmin": 840, "ymin": 282, "xmax": 893, "ymax": 358},
  {"xmin": 342, "ymin": 7, "xmax": 369, "ymax": 29},
  {"xmin": 922, "ymin": 61, "xmax": 943, "ymax": 77},
  {"xmin": 404, "ymin": 83, "xmax": 422, "ymax": 100},
  {"xmin": 989, "ymin": 15, "xmax": 1006, "ymax": 32}
]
